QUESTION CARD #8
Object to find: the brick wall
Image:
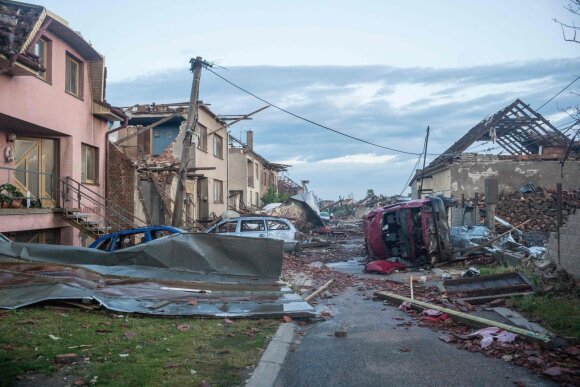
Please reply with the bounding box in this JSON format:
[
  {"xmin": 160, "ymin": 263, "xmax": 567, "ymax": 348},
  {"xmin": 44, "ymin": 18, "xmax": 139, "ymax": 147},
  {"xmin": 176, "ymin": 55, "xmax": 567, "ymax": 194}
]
[
  {"xmin": 107, "ymin": 143, "xmax": 136, "ymax": 230},
  {"xmin": 546, "ymin": 211, "xmax": 580, "ymax": 279}
]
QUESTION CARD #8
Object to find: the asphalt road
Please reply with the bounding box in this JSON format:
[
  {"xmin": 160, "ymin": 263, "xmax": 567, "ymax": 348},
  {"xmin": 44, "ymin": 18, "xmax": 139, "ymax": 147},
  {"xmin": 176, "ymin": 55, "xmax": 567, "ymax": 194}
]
[{"xmin": 275, "ymin": 287, "xmax": 553, "ymax": 387}]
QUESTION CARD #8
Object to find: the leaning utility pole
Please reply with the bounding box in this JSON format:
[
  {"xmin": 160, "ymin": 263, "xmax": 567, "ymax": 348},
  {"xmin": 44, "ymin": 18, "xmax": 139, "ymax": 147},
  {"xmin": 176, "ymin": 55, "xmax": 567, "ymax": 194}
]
[
  {"xmin": 172, "ymin": 57, "xmax": 204, "ymax": 227},
  {"xmin": 418, "ymin": 125, "xmax": 430, "ymax": 198}
]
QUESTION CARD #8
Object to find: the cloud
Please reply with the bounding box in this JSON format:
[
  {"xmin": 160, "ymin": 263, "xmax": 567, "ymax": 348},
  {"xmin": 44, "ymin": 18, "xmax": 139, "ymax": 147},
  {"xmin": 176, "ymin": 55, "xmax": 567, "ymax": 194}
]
[
  {"xmin": 107, "ymin": 57, "xmax": 580, "ymax": 199},
  {"xmin": 318, "ymin": 153, "xmax": 397, "ymax": 165}
]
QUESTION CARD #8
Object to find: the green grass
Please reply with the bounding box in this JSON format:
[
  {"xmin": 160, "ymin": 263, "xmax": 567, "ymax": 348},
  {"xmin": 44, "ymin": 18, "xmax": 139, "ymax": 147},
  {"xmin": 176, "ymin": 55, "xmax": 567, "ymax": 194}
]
[
  {"xmin": 478, "ymin": 264, "xmax": 516, "ymax": 277},
  {"xmin": 0, "ymin": 307, "xmax": 278, "ymax": 386},
  {"xmin": 509, "ymin": 294, "xmax": 580, "ymax": 338}
]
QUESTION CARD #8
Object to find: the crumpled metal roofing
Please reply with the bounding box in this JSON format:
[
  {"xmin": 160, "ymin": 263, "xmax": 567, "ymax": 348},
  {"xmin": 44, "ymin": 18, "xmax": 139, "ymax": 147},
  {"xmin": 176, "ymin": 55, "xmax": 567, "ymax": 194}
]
[{"xmin": 0, "ymin": 233, "xmax": 316, "ymax": 318}]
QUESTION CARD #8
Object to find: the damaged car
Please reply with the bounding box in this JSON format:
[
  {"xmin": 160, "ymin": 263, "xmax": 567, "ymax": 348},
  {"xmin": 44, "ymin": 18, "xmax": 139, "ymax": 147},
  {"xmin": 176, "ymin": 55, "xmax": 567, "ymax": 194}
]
[
  {"xmin": 207, "ymin": 216, "xmax": 301, "ymax": 253},
  {"xmin": 89, "ymin": 225, "xmax": 183, "ymax": 252},
  {"xmin": 364, "ymin": 196, "xmax": 453, "ymax": 267}
]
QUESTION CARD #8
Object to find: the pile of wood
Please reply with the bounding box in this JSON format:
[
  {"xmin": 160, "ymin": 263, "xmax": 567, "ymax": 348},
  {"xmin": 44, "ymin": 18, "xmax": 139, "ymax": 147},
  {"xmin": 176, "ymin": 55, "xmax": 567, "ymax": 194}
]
[{"xmin": 495, "ymin": 187, "xmax": 579, "ymax": 232}]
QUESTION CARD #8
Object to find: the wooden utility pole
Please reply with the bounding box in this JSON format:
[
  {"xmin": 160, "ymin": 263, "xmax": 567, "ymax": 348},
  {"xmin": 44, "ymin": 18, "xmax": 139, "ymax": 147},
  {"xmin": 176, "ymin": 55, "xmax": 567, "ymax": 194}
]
[
  {"xmin": 172, "ymin": 57, "xmax": 204, "ymax": 227},
  {"xmin": 418, "ymin": 125, "xmax": 430, "ymax": 198}
]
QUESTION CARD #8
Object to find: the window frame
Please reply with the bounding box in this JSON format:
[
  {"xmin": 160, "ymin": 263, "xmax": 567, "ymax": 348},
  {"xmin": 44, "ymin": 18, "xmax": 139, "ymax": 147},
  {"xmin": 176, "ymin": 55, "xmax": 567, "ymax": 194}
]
[
  {"xmin": 65, "ymin": 53, "xmax": 83, "ymax": 99},
  {"xmin": 198, "ymin": 124, "xmax": 208, "ymax": 152},
  {"xmin": 213, "ymin": 179, "xmax": 224, "ymax": 204},
  {"xmin": 240, "ymin": 219, "xmax": 266, "ymax": 232},
  {"xmin": 34, "ymin": 37, "xmax": 51, "ymax": 82},
  {"xmin": 213, "ymin": 134, "xmax": 223, "ymax": 159},
  {"xmin": 81, "ymin": 143, "xmax": 99, "ymax": 185}
]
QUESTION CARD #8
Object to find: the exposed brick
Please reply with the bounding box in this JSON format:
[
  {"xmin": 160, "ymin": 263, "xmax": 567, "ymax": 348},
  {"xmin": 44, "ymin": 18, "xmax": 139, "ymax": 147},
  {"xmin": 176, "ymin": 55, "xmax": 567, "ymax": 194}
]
[{"xmin": 106, "ymin": 144, "xmax": 136, "ymax": 230}]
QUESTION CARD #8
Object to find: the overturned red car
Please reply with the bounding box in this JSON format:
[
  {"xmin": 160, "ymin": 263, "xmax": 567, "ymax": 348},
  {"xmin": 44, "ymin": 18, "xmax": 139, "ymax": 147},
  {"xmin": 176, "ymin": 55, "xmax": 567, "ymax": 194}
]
[{"xmin": 364, "ymin": 197, "xmax": 453, "ymax": 268}]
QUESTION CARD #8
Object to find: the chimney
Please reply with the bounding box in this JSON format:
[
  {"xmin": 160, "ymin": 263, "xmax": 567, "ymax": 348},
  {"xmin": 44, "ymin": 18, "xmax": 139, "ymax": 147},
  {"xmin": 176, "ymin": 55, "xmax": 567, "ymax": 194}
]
[{"xmin": 246, "ymin": 130, "xmax": 254, "ymax": 150}]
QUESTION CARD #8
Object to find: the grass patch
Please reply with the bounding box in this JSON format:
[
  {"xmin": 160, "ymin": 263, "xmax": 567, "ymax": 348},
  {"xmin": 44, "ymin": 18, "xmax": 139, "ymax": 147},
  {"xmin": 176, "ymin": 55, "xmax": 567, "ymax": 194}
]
[
  {"xmin": 509, "ymin": 294, "xmax": 580, "ymax": 338},
  {"xmin": 478, "ymin": 264, "xmax": 516, "ymax": 277},
  {"xmin": 0, "ymin": 307, "xmax": 279, "ymax": 386}
]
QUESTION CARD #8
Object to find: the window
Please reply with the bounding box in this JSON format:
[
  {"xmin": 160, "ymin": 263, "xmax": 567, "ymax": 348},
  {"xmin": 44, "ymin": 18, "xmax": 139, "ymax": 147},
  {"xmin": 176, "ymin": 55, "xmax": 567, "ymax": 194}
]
[
  {"xmin": 81, "ymin": 144, "xmax": 98, "ymax": 184},
  {"xmin": 240, "ymin": 220, "xmax": 265, "ymax": 232},
  {"xmin": 247, "ymin": 159, "xmax": 254, "ymax": 187},
  {"xmin": 154, "ymin": 130, "xmax": 160, "ymax": 138},
  {"xmin": 216, "ymin": 220, "xmax": 237, "ymax": 233},
  {"xmin": 65, "ymin": 54, "xmax": 83, "ymax": 98},
  {"xmin": 213, "ymin": 134, "xmax": 223, "ymax": 158},
  {"xmin": 255, "ymin": 192, "xmax": 259, "ymax": 206},
  {"xmin": 263, "ymin": 171, "xmax": 267, "ymax": 186},
  {"xmin": 213, "ymin": 179, "xmax": 223, "ymax": 203},
  {"xmin": 267, "ymin": 220, "xmax": 290, "ymax": 230},
  {"xmin": 198, "ymin": 124, "xmax": 207, "ymax": 152},
  {"xmin": 34, "ymin": 38, "xmax": 50, "ymax": 81}
]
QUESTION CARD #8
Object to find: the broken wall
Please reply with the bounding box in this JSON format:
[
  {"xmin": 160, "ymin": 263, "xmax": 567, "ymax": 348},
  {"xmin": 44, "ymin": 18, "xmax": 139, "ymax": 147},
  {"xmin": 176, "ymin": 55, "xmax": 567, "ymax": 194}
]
[
  {"xmin": 546, "ymin": 211, "xmax": 580, "ymax": 279},
  {"xmin": 415, "ymin": 156, "xmax": 580, "ymax": 199}
]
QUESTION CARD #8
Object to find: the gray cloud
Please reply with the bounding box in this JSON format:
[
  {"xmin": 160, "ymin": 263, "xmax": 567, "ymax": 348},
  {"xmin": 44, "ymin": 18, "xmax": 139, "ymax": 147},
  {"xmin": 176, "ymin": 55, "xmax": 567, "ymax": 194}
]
[{"xmin": 107, "ymin": 58, "xmax": 580, "ymax": 199}]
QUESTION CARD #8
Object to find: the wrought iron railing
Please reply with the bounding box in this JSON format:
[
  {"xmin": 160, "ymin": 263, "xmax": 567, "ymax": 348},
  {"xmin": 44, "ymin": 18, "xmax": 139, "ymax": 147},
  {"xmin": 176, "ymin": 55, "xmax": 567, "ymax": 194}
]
[{"xmin": 0, "ymin": 166, "xmax": 147, "ymax": 232}]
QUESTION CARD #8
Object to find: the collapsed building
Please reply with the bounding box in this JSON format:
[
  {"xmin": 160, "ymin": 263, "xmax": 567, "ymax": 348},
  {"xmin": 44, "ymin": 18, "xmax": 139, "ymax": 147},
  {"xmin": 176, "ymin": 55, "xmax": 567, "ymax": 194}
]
[
  {"xmin": 410, "ymin": 99, "xmax": 579, "ymax": 199},
  {"xmin": 108, "ymin": 102, "xmax": 295, "ymax": 229},
  {"xmin": 410, "ymin": 99, "xmax": 579, "ymax": 277}
]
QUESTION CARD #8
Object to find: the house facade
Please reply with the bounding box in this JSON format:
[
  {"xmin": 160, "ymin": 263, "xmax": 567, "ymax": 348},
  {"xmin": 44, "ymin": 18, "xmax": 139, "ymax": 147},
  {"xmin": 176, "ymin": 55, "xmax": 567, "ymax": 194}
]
[
  {"xmin": 0, "ymin": 1, "xmax": 123, "ymax": 244},
  {"xmin": 228, "ymin": 131, "xmax": 288, "ymax": 210}
]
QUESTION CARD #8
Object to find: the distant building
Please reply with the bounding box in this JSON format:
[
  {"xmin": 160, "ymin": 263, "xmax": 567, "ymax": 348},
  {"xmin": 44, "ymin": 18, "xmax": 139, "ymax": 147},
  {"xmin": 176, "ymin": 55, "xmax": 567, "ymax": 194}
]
[{"xmin": 228, "ymin": 130, "xmax": 289, "ymax": 210}]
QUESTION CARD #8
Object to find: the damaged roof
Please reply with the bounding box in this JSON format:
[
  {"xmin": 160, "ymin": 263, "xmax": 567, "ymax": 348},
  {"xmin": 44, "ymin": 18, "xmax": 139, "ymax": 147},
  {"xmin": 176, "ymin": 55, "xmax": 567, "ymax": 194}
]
[
  {"xmin": 229, "ymin": 133, "xmax": 290, "ymax": 172},
  {"xmin": 412, "ymin": 99, "xmax": 574, "ymax": 181},
  {"xmin": 0, "ymin": 232, "xmax": 316, "ymax": 318},
  {"xmin": 0, "ymin": 0, "xmax": 114, "ymax": 106}
]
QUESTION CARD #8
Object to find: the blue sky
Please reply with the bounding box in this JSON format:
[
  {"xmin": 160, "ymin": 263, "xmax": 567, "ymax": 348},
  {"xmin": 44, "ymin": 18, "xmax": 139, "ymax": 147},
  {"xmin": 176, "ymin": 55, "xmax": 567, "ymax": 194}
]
[{"xmin": 33, "ymin": 0, "xmax": 580, "ymax": 199}]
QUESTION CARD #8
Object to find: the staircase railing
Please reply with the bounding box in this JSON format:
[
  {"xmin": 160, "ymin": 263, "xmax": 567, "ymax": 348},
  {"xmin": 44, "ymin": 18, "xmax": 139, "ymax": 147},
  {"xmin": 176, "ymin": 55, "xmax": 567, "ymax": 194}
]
[{"xmin": 0, "ymin": 166, "xmax": 148, "ymax": 233}]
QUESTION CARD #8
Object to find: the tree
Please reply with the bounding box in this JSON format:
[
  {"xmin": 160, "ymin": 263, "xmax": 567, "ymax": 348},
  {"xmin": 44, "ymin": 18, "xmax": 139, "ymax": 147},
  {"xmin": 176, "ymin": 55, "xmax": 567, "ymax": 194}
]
[
  {"xmin": 261, "ymin": 186, "xmax": 291, "ymax": 206},
  {"xmin": 366, "ymin": 189, "xmax": 375, "ymax": 197},
  {"xmin": 554, "ymin": 0, "xmax": 580, "ymax": 44}
]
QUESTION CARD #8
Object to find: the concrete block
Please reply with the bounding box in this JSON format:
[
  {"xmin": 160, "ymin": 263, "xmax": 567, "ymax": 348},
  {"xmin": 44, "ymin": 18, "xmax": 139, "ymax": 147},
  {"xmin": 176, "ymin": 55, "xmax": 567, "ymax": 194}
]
[
  {"xmin": 272, "ymin": 323, "xmax": 296, "ymax": 344},
  {"xmin": 246, "ymin": 362, "xmax": 282, "ymax": 387},
  {"xmin": 260, "ymin": 339, "xmax": 291, "ymax": 365}
]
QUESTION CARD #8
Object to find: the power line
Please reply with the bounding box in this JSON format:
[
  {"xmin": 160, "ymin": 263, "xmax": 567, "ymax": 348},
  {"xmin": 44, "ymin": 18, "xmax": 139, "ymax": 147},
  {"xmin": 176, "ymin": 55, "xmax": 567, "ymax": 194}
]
[
  {"xmin": 399, "ymin": 153, "xmax": 423, "ymax": 197},
  {"xmin": 536, "ymin": 75, "xmax": 580, "ymax": 111},
  {"xmin": 208, "ymin": 68, "xmax": 434, "ymax": 157}
]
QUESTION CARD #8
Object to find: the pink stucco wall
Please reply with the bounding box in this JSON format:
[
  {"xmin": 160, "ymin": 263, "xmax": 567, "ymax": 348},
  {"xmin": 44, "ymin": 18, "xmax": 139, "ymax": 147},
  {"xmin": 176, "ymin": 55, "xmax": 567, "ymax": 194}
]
[{"xmin": 0, "ymin": 30, "xmax": 108, "ymax": 246}]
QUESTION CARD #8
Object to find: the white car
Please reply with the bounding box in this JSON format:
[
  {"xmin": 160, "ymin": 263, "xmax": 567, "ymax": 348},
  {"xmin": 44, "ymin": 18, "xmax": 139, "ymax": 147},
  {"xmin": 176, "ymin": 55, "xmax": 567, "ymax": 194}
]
[{"xmin": 207, "ymin": 216, "xmax": 300, "ymax": 252}]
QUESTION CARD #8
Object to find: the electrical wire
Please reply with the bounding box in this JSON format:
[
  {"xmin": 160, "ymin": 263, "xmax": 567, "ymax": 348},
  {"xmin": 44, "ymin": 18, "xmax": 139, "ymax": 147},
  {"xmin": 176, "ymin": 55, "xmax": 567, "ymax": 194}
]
[
  {"xmin": 208, "ymin": 67, "xmax": 578, "ymax": 159},
  {"xmin": 399, "ymin": 153, "xmax": 424, "ymax": 197},
  {"xmin": 207, "ymin": 68, "xmax": 458, "ymax": 157},
  {"xmin": 536, "ymin": 75, "xmax": 580, "ymax": 111}
]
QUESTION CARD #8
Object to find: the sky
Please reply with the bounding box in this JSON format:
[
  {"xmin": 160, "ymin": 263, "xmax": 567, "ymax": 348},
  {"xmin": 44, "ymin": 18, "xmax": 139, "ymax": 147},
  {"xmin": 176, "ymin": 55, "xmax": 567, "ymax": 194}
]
[{"xmin": 32, "ymin": 0, "xmax": 580, "ymax": 200}]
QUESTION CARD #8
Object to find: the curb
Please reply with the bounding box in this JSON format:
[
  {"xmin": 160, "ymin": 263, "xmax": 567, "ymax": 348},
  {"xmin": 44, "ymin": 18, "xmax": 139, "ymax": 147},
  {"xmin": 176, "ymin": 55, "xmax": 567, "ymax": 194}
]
[{"xmin": 245, "ymin": 322, "xmax": 297, "ymax": 387}]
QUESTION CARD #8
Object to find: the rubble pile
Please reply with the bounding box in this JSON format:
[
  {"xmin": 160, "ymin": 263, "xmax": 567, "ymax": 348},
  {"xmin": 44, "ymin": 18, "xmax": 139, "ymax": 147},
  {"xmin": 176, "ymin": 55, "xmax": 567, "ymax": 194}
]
[
  {"xmin": 495, "ymin": 187, "xmax": 579, "ymax": 232},
  {"xmin": 394, "ymin": 299, "xmax": 580, "ymax": 385}
]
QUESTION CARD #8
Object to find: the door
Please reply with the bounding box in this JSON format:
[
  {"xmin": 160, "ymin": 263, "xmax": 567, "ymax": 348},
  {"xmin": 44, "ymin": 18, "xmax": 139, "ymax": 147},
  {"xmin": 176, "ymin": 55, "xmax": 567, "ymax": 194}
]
[
  {"xmin": 213, "ymin": 219, "xmax": 239, "ymax": 236},
  {"xmin": 238, "ymin": 219, "xmax": 266, "ymax": 238},
  {"xmin": 13, "ymin": 138, "xmax": 58, "ymax": 207},
  {"xmin": 196, "ymin": 178, "xmax": 209, "ymax": 220}
]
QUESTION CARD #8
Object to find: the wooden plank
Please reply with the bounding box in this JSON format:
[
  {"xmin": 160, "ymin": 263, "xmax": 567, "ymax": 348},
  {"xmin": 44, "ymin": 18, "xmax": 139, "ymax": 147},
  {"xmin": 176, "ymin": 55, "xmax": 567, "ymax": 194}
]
[
  {"xmin": 304, "ymin": 280, "xmax": 333, "ymax": 302},
  {"xmin": 114, "ymin": 113, "xmax": 181, "ymax": 145},
  {"xmin": 374, "ymin": 291, "xmax": 551, "ymax": 343}
]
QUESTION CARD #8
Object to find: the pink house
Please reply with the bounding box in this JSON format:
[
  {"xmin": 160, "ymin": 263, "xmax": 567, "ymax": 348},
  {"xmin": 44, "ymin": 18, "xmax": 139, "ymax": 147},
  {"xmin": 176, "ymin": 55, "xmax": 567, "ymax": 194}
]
[{"xmin": 0, "ymin": 0, "xmax": 125, "ymax": 245}]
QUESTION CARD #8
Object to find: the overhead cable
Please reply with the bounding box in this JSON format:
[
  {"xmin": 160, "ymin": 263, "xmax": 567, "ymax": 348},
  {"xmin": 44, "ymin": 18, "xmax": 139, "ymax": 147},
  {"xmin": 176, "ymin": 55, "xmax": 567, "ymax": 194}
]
[{"xmin": 536, "ymin": 75, "xmax": 580, "ymax": 111}]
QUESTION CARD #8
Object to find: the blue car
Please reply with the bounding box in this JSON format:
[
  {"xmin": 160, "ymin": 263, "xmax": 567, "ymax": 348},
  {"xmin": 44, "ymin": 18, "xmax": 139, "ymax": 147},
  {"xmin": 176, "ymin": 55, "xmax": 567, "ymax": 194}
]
[{"xmin": 89, "ymin": 225, "xmax": 183, "ymax": 252}]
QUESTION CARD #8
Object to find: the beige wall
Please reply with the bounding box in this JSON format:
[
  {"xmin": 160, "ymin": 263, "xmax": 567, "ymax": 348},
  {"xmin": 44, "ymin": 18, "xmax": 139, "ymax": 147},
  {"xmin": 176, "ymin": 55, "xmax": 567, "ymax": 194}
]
[
  {"xmin": 413, "ymin": 156, "xmax": 580, "ymax": 199},
  {"xmin": 228, "ymin": 148, "xmax": 278, "ymax": 209},
  {"xmin": 194, "ymin": 109, "xmax": 228, "ymax": 218}
]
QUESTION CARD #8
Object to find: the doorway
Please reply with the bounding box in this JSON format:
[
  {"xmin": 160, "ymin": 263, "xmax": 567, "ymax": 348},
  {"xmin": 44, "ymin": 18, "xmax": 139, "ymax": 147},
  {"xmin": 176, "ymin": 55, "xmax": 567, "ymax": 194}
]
[{"xmin": 13, "ymin": 137, "xmax": 58, "ymax": 207}]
